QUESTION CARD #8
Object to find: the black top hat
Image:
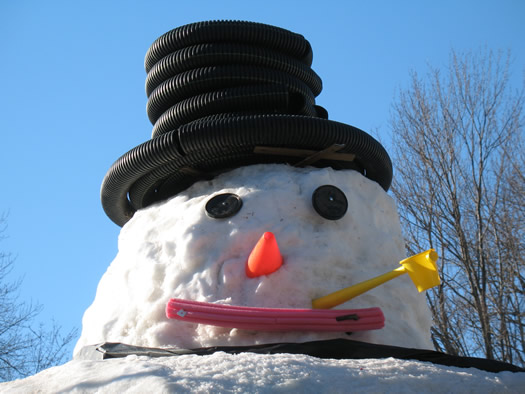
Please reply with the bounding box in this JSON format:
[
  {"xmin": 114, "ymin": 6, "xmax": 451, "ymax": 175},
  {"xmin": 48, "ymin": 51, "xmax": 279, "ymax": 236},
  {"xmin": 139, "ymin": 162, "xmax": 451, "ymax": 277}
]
[{"xmin": 101, "ymin": 21, "xmax": 392, "ymax": 227}]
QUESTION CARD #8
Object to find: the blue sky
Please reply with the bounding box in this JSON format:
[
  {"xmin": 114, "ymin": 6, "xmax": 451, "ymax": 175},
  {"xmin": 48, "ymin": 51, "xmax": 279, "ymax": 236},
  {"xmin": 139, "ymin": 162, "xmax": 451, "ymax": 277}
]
[{"xmin": 1, "ymin": 1, "xmax": 524, "ymax": 356}]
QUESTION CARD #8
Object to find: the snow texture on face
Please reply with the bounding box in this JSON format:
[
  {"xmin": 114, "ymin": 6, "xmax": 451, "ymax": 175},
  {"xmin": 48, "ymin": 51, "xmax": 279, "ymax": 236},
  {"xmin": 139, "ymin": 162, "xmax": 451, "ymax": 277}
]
[{"xmin": 74, "ymin": 164, "xmax": 433, "ymax": 356}]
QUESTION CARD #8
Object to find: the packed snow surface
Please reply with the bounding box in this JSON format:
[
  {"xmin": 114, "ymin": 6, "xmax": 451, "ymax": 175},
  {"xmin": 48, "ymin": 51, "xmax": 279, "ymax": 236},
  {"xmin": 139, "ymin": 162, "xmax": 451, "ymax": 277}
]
[
  {"xmin": 2, "ymin": 352, "xmax": 523, "ymax": 393},
  {"xmin": 75, "ymin": 165, "xmax": 433, "ymax": 355}
]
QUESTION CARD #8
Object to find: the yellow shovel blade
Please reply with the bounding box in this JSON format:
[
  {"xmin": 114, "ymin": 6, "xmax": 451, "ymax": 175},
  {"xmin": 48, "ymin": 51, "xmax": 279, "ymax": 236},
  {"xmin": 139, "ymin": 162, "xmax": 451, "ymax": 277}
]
[
  {"xmin": 400, "ymin": 249, "xmax": 440, "ymax": 292},
  {"xmin": 312, "ymin": 249, "xmax": 440, "ymax": 309}
]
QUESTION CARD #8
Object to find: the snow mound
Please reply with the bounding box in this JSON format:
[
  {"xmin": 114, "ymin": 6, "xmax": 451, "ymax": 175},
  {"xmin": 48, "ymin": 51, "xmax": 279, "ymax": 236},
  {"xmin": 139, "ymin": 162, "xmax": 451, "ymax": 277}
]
[{"xmin": 2, "ymin": 353, "xmax": 523, "ymax": 393}]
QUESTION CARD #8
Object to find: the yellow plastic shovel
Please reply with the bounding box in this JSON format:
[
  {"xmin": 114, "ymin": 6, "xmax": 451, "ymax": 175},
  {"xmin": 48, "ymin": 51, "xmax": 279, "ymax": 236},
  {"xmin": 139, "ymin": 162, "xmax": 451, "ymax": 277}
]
[{"xmin": 312, "ymin": 249, "xmax": 440, "ymax": 309}]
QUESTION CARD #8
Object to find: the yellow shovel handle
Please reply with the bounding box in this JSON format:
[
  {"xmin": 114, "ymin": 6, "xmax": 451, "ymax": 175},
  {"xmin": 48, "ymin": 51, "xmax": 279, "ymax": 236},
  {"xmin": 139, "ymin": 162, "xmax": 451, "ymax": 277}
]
[{"xmin": 312, "ymin": 266, "xmax": 406, "ymax": 309}]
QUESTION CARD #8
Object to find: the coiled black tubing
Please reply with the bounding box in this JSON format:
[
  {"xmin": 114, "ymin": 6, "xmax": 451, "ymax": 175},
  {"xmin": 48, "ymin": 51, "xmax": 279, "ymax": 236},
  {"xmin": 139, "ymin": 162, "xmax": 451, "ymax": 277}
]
[{"xmin": 101, "ymin": 21, "xmax": 392, "ymax": 226}]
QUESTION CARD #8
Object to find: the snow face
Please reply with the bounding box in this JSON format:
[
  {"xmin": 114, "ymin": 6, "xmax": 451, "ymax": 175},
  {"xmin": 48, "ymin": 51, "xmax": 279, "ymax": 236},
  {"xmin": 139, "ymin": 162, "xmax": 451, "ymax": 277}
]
[
  {"xmin": 3, "ymin": 353, "xmax": 523, "ymax": 393},
  {"xmin": 74, "ymin": 164, "xmax": 433, "ymax": 356}
]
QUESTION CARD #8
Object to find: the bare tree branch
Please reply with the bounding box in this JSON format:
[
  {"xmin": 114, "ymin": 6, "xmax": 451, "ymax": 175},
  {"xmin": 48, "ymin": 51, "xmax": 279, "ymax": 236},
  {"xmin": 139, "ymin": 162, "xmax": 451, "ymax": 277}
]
[
  {"xmin": 390, "ymin": 48, "xmax": 524, "ymax": 366},
  {"xmin": 0, "ymin": 215, "xmax": 78, "ymax": 382}
]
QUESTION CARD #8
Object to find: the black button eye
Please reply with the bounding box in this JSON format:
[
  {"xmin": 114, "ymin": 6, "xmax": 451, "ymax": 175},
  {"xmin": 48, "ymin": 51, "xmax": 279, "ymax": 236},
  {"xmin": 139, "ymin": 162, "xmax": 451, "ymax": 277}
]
[
  {"xmin": 205, "ymin": 193, "xmax": 243, "ymax": 219},
  {"xmin": 312, "ymin": 185, "xmax": 348, "ymax": 220}
]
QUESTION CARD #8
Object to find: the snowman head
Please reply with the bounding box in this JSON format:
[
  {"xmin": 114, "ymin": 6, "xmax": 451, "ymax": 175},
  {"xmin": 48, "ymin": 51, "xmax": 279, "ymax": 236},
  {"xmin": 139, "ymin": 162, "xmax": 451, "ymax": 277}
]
[
  {"xmin": 77, "ymin": 21, "xmax": 434, "ymax": 357},
  {"xmin": 75, "ymin": 164, "xmax": 433, "ymax": 355}
]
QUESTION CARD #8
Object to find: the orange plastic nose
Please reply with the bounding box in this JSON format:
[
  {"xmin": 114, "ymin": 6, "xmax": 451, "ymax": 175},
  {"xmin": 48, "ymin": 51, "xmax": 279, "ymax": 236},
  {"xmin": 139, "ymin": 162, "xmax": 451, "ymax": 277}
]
[{"xmin": 246, "ymin": 232, "xmax": 283, "ymax": 278}]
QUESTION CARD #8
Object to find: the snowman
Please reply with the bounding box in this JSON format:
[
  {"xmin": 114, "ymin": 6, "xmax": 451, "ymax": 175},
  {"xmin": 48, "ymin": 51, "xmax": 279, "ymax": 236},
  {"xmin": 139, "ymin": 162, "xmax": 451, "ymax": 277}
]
[
  {"xmin": 2, "ymin": 20, "xmax": 523, "ymax": 393},
  {"xmin": 73, "ymin": 20, "xmax": 435, "ymax": 356}
]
